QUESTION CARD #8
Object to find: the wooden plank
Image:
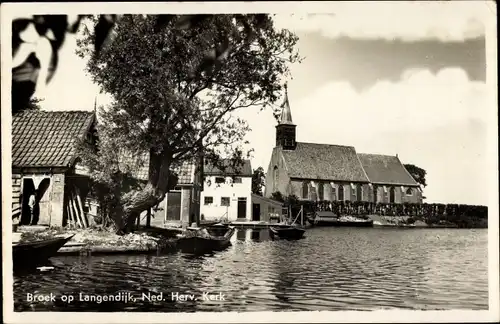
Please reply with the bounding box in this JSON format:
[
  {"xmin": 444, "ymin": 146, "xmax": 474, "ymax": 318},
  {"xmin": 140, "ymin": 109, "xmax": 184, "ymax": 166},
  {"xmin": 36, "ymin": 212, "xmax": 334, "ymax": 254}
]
[
  {"xmin": 66, "ymin": 203, "xmax": 74, "ymax": 228},
  {"xmin": 69, "ymin": 192, "xmax": 83, "ymax": 228},
  {"xmin": 74, "ymin": 186, "xmax": 88, "ymax": 228}
]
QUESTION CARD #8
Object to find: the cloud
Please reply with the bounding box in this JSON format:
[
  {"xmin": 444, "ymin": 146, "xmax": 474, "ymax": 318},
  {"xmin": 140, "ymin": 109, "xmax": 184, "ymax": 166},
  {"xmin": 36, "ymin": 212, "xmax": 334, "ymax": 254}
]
[{"xmin": 273, "ymin": 2, "xmax": 488, "ymax": 41}]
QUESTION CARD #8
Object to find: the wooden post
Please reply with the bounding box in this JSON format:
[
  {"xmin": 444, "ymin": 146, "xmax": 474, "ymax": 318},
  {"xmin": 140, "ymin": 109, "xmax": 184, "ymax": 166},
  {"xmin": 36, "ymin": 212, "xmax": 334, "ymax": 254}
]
[{"xmin": 146, "ymin": 208, "xmax": 151, "ymax": 228}]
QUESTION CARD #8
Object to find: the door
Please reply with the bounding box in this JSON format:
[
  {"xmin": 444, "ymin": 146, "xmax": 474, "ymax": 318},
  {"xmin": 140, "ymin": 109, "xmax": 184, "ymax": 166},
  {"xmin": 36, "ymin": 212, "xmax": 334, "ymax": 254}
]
[
  {"xmin": 252, "ymin": 203, "xmax": 261, "ymax": 221},
  {"xmin": 237, "ymin": 197, "xmax": 247, "ymax": 219},
  {"xmin": 166, "ymin": 191, "xmax": 181, "ymax": 221},
  {"xmin": 389, "ymin": 187, "xmax": 395, "ymax": 203}
]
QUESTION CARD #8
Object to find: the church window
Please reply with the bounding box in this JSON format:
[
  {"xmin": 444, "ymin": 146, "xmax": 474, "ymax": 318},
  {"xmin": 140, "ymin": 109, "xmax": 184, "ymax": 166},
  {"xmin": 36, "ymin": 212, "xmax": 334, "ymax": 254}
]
[
  {"xmin": 406, "ymin": 188, "xmax": 413, "ymax": 195},
  {"xmin": 273, "ymin": 166, "xmax": 279, "ymax": 191},
  {"xmin": 338, "ymin": 185, "xmax": 344, "ymax": 201},
  {"xmin": 318, "ymin": 182, "xmax": 324, "ymax": 201},
  {"xmin": 302, "ymin": 182, "xmax": 309, "ymax": 199},
  {"xmin": 356, "ymin": 184, "xmax": 363, "ymax": 202}
]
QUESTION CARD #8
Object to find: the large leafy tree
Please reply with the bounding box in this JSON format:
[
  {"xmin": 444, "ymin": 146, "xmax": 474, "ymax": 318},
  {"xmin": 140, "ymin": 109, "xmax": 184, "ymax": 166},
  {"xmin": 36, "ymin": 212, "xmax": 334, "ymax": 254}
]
[
  {"xmin": 251, "ymin": 167, "xmax": 266, "ymax": 196},
  {"xmin": 75, "ymin": 15, "xmax": 300, "ymax": 233},
  {"xmin": 404, "ymin": 164, "xmax": 427, "ymax": 188}
]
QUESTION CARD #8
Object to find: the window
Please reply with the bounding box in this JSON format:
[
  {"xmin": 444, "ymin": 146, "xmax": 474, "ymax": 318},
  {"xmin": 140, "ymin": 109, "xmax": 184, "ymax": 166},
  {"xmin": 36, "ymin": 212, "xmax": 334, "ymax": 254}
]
[
  {"xmin": 302, "ymin": 182, "xmax": 309, "ymax": 199},
  {"xmin": 204, "ymin": 197, "xmax": 213, "ymax": 205},
  {"xmin": 233, "ymin": 177, "xmax": 242, "ymax": 184},
  {"xmin": 221, "ymin": 197, "xmax": 230, "ymax": 206},
  {"xmin": 331, "ymin": 187, "xmax": 337, "ymax": 201},
  {"xmin": 406, "ymin": 188, "xmax": 413, "ymax": 195},
  {"xmin": 318, "ymin": 182, "xmax": 324, "ymax": 201},
  {"xmin": 273, "ymin": 166, "xmax": 279, "ymax": 191},
  {"xmin": 215, "ymin": 177, "xmax": 225, "ymax": 184}
]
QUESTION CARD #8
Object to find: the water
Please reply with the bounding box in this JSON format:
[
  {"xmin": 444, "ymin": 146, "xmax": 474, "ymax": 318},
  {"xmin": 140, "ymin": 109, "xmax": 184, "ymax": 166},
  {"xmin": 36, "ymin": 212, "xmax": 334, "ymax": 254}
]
[{"xmin": 13, "ymin": 227, "xmax": 488, "ymax": 312}]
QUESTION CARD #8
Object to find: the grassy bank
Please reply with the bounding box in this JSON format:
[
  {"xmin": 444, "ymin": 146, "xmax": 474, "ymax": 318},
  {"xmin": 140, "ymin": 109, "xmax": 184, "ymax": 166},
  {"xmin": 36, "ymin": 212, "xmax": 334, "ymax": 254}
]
[{"xmin": 17, "ymin": 226, "xmax": 178, "ymax": 255}]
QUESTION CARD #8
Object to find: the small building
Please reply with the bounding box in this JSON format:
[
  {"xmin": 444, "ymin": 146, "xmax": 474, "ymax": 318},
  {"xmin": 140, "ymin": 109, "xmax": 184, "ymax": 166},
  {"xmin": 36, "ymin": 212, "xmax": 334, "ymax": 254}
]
[
  {"xmin": 11, "ymin": 110, "xmax": 97, "ymax": 227},
  {"xmin": 119, "ymin": 154, "xmax": 202, "ymax": 228},
  {"xmin": 250, "ymin": 193, "xmax": 284, "ymax": 223},
  {"xmin": 200, "ymin": 159, "xmax": 253, "ymax": 221},
  {"xmin": 265, "ymin": 87, "xmax": 422, "ymax": 204}
]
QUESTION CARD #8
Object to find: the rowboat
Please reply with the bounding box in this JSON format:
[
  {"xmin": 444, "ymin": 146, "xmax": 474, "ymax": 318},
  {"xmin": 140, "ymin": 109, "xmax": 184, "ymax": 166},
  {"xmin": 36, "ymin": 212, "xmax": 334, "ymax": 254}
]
[
  {"xmin": 12, "ymin": 234, "xmax": 74, "ymax": 267},
  {"xmin": 177, "ymin": 227, "xmax": 236, "ymax": 254},
  {"xmin": 269, "ymin": 225, "xmax": 305, "ymax": 240}
]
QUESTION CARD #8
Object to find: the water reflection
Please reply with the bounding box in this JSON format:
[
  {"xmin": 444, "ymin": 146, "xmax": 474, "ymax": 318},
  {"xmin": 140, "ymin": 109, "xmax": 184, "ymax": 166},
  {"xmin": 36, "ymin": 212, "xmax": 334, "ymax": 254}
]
[{"xmin": 13, "ymin": 228, "xmax": 488, "ymax": 312}]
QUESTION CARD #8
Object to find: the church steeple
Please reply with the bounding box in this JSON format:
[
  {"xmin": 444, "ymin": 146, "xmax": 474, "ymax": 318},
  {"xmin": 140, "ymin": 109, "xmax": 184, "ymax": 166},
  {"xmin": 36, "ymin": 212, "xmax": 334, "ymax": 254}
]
[
  {"xmin": 279, "ymin": 84, "xmax": 294, "ymax": 125},
  {"xmin": 276, "ymin": 84, "xmax": 297, "ymax": 150}
]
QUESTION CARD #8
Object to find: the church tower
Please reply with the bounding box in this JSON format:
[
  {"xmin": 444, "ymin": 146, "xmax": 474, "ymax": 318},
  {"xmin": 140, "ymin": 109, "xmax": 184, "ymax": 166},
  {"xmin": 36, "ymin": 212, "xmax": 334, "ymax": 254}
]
[{"xmin": 275, "ymin": 84, "xmax": 297, "ymax": 150}]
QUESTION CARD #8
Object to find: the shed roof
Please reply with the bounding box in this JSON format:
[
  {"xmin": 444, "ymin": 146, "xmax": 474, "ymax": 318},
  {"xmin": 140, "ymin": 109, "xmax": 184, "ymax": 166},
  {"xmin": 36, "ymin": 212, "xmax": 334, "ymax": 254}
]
[
  {"xmin": 204, "ymin": 159, "xmax": 253, "ymax": 177},
  {"xmin": 357, "ymin": 153, "xmax": 419, "ymax": 186},
  {"xmin": 280, "ymin": 142, "xmax": 369, "ymax": 182},
  {"xmin": 118, "ymin": 152, "xmax": 196, "ymax": 185},
  {"xmin": 12, "ymin": 110, "xmax": 95, "ymax": 168}
]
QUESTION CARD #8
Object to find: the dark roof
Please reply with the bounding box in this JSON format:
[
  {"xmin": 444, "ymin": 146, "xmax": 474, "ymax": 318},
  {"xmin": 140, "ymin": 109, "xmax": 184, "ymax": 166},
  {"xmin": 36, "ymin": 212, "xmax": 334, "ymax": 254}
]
[
  {"xmin": 12, "ymin": 111, "xmax": 95, "ymax": 168},
  {"xmin": 118, "ymin": 152, "xmax": 195, "ymax": 185},
  {"xmin": 204, "ymin": 159, "xmax": 253, "ymax": 177},
  {"xmin": 357, "ymin": 153, "xmax": 419, "ymax": 186},
  {"xmin": 280, "ymin": 142, "xmax": 369, "ymax": 182}
]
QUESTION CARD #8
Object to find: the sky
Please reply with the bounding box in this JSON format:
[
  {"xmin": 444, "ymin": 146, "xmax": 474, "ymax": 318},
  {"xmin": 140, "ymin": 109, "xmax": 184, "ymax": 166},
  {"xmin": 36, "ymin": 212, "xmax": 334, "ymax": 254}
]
[{"xmin": 34, "ymin": 2, "xmax": 495, "ymax": 205}]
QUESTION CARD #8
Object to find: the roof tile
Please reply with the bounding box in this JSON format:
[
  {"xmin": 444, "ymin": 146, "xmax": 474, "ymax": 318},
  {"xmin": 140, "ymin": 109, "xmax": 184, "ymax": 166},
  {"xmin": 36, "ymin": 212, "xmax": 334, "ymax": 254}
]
[
  {"xmin": 281, "ymin": 142, "xmax": 369, "ymax": 182},
  {"xmin": 357, "ymin": 153, "xmax": 419, "ymax": 186},
  {"xmin": 12, "ymin": 111, "xmax": 95, "ymax": 168}
]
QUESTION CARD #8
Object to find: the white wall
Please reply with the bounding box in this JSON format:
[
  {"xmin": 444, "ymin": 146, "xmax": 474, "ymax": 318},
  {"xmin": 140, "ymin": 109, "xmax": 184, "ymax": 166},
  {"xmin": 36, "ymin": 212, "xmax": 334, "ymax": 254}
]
[{"xmin": 200, "ymin": 175, "xmax": 252, "ymax": 221}]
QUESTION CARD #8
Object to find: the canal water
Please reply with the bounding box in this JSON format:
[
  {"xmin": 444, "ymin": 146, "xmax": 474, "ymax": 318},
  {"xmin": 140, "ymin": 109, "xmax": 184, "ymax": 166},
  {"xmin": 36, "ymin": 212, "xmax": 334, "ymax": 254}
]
[{"xmin": 13, "ymin": 227, "xmax": 488, "ymax": 312}]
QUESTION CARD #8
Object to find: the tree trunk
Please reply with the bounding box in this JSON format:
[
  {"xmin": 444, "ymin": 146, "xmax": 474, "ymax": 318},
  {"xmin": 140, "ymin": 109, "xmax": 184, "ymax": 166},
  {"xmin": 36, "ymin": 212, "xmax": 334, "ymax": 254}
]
[{"xmin": 118, "ymin": 150, "xmax": 175, "ymax": 233}]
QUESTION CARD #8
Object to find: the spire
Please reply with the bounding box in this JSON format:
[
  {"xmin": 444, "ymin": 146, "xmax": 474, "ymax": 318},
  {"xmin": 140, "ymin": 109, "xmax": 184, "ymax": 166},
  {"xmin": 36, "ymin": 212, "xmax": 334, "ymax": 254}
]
[
  {"xmin": 279, "ymin": 83, "xmax": 294, "ymax": 125},
  {"xmin": 93, "ymin": 95, "xmax": 97, "ymax": 113}
]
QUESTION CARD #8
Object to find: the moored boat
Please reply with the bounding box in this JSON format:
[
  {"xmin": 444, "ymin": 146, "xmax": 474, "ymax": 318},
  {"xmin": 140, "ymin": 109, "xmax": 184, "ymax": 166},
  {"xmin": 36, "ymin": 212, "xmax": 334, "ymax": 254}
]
[
  {"xmin": 269, "ymin": 225, "xmax": 305, "ymax": 240},
  {"xmin": 177, "ymin": 227, "xmax": 236, "ymax": 254},
  {"xmin": 313, "ymin": 211, "xmax": 373, "ymax": 227},
  {"xmin": 12, "ymin": 234, "xmax": 75, "ymax": 267}
]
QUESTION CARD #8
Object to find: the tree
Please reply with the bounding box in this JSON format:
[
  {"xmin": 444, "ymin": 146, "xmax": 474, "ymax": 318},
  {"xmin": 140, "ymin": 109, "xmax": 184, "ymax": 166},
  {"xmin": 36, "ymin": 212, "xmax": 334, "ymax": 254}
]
[
  {"xmin": 251, "ymin": 167, "xmax": 265, "ymax": 196},
  {"xmin": 76, "ymin": 15, "xmax": 300, "ymax": 233},
  {"xmin": 404, "ymin": 164, "xmax": 427, "ymax": 188}
]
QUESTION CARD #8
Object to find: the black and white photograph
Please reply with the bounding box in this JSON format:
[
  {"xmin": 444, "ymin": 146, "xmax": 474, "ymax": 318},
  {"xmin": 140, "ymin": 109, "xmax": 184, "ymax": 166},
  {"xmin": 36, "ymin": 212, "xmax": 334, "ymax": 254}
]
[{"xmin": 2, "ymin": 1, "xmax": 498, "ymax": 323}]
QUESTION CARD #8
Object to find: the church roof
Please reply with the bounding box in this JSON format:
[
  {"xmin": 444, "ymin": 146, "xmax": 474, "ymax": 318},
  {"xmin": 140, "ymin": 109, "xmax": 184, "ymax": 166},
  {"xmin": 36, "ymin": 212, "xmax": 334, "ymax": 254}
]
[
  {"xmin": 357, "ymin": 153, "xmax": 419, "ymax": 186},
  {"xmin": 280, "ymin": 142, "xmax": 369, "ymax": 182}
]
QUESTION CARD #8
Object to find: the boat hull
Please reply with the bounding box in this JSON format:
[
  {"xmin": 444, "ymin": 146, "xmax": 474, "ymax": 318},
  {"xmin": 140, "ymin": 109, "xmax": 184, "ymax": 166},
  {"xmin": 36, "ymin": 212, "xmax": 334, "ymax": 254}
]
[
  {"xmin": 314, "ymin": 219, "xmax": 374, "ymax": 227},
  {"xmin": 269, "ymin": 226, "xmax": 306, "ymax": 240},
  {"xmin": 177, "ymin": 228, "xmax": 235, "ymax": 254},
  {"xmin": 12, "ymin": 235, "xmax": 74, "ymax": 267}
]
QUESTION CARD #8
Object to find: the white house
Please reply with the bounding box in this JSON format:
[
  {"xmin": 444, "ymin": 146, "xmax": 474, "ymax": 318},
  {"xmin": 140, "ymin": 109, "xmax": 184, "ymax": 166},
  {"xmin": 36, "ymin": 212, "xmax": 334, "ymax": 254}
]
[{"xmin": 200, "ymin": 159, "xmax": 253, "ymax": 221}]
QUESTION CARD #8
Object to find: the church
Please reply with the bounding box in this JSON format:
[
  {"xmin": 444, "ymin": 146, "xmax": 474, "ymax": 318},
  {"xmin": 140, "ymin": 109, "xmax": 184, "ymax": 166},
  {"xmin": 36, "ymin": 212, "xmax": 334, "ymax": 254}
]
[{"xmin": 264, "ymin": 87, "xmax": 423, "ymax": 204}]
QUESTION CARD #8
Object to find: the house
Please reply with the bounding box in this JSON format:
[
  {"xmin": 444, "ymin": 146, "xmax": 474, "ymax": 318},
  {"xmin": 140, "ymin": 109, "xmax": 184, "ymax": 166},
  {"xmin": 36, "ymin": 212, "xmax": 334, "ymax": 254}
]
[
  {"xmin": 200, "ymin": 159, "xmax": 284, "ymax": 222},
  {"xmin": 264, "ymin": 88, "xmax": 422, "ymax": 204},
  {"xmin": 11, "ymin": 110, "xmax": 97, "ymax": 227},
  {"xmin": 200, "ymin": 159, "xmax": 253, "ymax": 221},
  {"xmin": 119, "ymin": 153, "xmax": 202, "ymax": 228}
]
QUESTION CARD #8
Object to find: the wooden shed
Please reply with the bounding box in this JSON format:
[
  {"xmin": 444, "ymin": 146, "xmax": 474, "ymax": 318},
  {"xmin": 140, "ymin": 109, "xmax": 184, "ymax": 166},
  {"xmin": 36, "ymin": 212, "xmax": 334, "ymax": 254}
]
[{"xmin": 11, "ymin": 110, "xmax": 96, "ymax": 227}]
